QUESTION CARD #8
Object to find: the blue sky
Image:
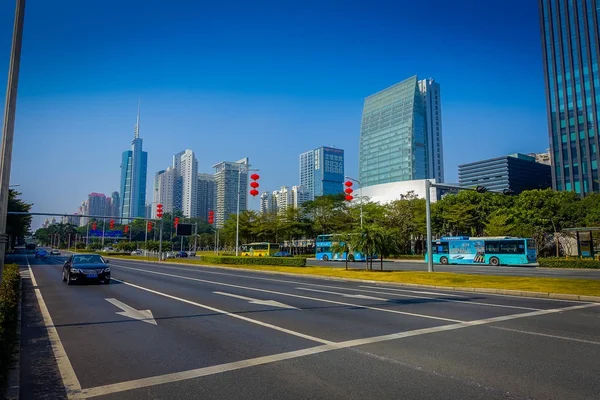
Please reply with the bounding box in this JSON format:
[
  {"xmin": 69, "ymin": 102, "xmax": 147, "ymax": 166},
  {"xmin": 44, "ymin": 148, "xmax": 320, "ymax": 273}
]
[{"xmin": 0, "ymin": 0, "xmax": 547, "ymax": 227}]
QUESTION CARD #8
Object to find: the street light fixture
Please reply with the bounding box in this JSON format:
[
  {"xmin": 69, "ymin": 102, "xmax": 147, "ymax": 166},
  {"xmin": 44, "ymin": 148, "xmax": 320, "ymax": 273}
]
[{"xmin": 344, "ymin": 176, "xmax": 363, "ymax": 229}]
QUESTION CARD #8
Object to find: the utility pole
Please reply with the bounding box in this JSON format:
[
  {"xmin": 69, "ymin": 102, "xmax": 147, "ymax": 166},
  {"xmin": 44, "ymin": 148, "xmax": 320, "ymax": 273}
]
[
  {"xmin": 101, "ymin": 218, "xmax": 106, "ymax": 247},
  {"xmin": 0, "ymin": 0, "xmax": 26, "ymax": 282},
  {"xmin": 158, "ymin": 219, "xmax": 163, "ymax": 261}
]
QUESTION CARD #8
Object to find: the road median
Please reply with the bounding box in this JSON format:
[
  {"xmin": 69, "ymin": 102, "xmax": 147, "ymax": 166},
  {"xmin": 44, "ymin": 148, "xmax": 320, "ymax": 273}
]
[{"xmin": 106, "ymin": 256, "xmax": 600, "ymax": 301}]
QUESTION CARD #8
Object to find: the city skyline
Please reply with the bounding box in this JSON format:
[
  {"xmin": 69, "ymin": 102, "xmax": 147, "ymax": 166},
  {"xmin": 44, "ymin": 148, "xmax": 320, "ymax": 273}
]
[{"xmin": 2, "ymin": 0, "xmax": 549, "ymax": 228}]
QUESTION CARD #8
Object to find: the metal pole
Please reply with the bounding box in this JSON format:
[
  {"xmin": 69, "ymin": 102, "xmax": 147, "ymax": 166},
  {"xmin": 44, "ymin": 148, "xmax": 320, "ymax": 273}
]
[
  {"xmin": 101, "ymin": 218, "xmax": 106, "ymax": 247},
  {"xmin": 158, "ymin": 219, "xmax": 163, "ymax": 260},
  {"xmin": 145, "ymin": 222, "xmax": 148, "ymax": 254},
  {"xmin": 86, "ymin": 221, "xmax": 90, "ymax": 247},
  {"xmin": 235, "ymin": 165, "xmax": 242, "ymax": 256},
  {"xmin": 359, "ymin": 183, "xmax": 363, "ymax": 229},
  {"xmin": 0, "ymin": 0, "xmax": 26, "ymax": 281},
  {"xmin": 425, "ymin": 180, "xmax": 434, "ymax": 272},
  {"xmin": 67, "ymin": 234, "xmax": 71, "ymax": 251},
  {"xmin": 216, "ymin": 228, "xmax": 220, "ymax": 255},
  {"xmin": 194, "ymin": 223, "xmax": 197, "ymax": 252},
  {"xmin": 181, "ymin": 236, "xmax": 183, "ymax": 252}
]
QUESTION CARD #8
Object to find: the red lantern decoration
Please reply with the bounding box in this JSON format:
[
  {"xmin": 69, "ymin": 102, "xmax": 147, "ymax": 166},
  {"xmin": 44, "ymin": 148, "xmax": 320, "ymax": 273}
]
[
  {"xmin": 109, "ymin": 219, "xmax": 115, "ymax": 229},
  {"xmin": 249, "ymin": 189, "xmax": 259, "ymax": 197},
  {"xmin": 345, "ymin": 188, "xmax": 353, "ymax": 194},
  {"xmin": 174, "ymin": 217, "xmax": 179, "ymax": 228},
  {"xmin": 249, "ymin": 173, "xmax": 260, "ymax": 197},
  {"xmin": 344, "ymin": 181, "xmax": 353, "ymax": 187},
  {"xmin": 250, "ymin": 181, "xmax": 259, "ymax": 189},
  {"xmin": 156, "ymin": 203, "xmax": 163, "ymax": 219},
  {"xmin": 92, "ymin": 222, "xmax": 97, "ymax": 230},
  {"xmin": 124, "ymin": 225, "xmax": 129, "ymax": 234},
  {"xmin": 345, "ymin": 195, "xmax": 354, "ymax": 201},
  {"xmin": 208, "ymin": 210, "xmax": 214, "ymax": 225},
  {"xmin": 147, "ymin": 222, "xmax": 153, "ymax": 231},
  {"xmin": 250, "ymin": 173, "xmax": 260, "ymax": 180}
]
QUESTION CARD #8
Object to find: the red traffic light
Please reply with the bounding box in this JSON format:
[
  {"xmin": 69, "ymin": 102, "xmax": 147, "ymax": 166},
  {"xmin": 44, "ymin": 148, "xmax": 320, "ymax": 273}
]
[
  {"xmin": 344, "ymin": 181, "xmax": 353, "ymax": 187},
  {"xmin": 250, "ymin": 181, "xmax": 259, "ymax": 188},
  {"xmin": 250, "ymin": 173, "xmax": 260, "ymax": 180},
  {"xmin": 249, "ymin": 189, "xmax": 259, "ymax": 197},
  {"xmin": 344, "ymin": 188, "xmax": 353, "ymax": 194},
  {"xmin": 345, "ymin": 195, "xmax": 354, "ymax": 201}
]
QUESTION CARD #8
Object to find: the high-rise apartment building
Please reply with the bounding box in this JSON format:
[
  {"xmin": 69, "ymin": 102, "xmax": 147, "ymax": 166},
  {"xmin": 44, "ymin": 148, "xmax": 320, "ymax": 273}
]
[
  {"xmin": 539, "ymin": 0, "xmax": 600, "ymax": 194},
  {"xmin": 299, "ymin": 146, "xmax": 344, "ymax": 200},
  {"xmin": 88, "ymin": 193, "xmax": 108, "ymax": 217},
  {"xmin": 213, "ymin": 158, "xmax": 249, "ymax": 228},
  {"xmin": 359, "ymin": 75, "xmax": 443, "ymax": 187},
  {"xmin": 292, "ymin": 185, "xmax": 310, "ymax": 208},
  {"xmin": 197, "ymin": 173, "xmax": 216, "ymax": 221},
  {"xmin": 153, "ymin": 166, "xmax": 178, "ymax": 218},
  {"xmin": 111, "ymin": 191, "xmax": 120, "ymax": 217},
  {"xmin": 259, "ymin": 192, "xmax": 275, "ymax": 214},
  {"xmin": 173, "ymin": 150, "xmax": 199, "ymax": 217},
  {"xmin": 120, "ymin": 104, "xmax": 148, "ymax": 219}
]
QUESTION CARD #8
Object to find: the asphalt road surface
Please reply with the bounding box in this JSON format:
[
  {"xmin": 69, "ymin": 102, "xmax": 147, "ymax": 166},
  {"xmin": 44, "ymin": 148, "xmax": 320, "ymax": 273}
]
[
  {"xmin": 307, "ymin": 259, "xmax": 600, "ymax": 279},
  {"xmin": 10, "ymin": 254, "xmax": 600, "ymax": 399}
]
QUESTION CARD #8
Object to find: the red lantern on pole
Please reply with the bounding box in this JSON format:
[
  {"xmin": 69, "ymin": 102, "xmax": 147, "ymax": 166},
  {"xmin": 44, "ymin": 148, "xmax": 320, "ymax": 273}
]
[
  {"xmin": 208, "ymin": 210, "xmax": 214, "ymax": 225},
  {"xmin": 174, "ymin": 217, "xmax": 179, "ymax": 228},
  {"xmin": 124, "ymin": 225, "xmax": 129, "ymax": 234},
  {"xmin": 249, "ymin": 173, "xmax": 260, "ymax": 197},
  {"xmin": 92, "ymin": 222, "xmax": 97, "ymax": 230},
  {"xmin": 156, "ymin": 203, "xmax": 163, "ymax": 219},
  {"xmin": 345, "ymin": 195, "xmax": 354, "ymax": 201},
  {"xmin": 147, "ymin": 221, "xmax": 153, "ymax": 231},
  {"xmin": 109, "ymin": 219, "xmax": 115, "ymax": 229},
  {"xmin": 344, "ymin": 187, "xmax": 353, "ymax": 194},
  {"xmin": 344, "ymin": 181, "xmax": 353, "ymax": 187},
  {"xmin": 344, "ymin": 181, "xmax": 354, "ymax": 201}
]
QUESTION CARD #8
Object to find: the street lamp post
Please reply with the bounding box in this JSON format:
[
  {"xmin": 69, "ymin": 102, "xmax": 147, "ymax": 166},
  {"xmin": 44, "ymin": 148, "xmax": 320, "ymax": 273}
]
[
  {"xmin": 0, "ymin": 0, "xmax": 26, "ymax": 282},
  {"xmin": 235, "ymin": 164, "xmax": 258, "ymax": 256},
  {"xmin": 344, "ymin": 176, "xmax": 363, "ymax": 229}
]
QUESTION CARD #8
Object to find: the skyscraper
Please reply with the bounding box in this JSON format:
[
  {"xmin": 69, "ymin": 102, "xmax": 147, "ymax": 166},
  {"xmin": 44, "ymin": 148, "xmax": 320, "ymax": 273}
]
[
  {"xmin": 173, "ymin": 150, "xmax": 199, "ymax": 217},
  {"xmin": 299, "ymin": 146, "xmax": 344, "ymax": 199},
  {"xmin": 111, "ymin": 191, "xmax": 120, "ymax": 217},
  {"xmin": 120, "ymin": 103, "xmax": 148, "ymax": 219},
  {"xmin": 213, "ymin": 158, "xmax": 249, "ymax": 228},
  {"xmin": 153, "ymin": 166, "xmax": 177, "ymax": 218},
  {"xmin": 197, "ymin": 173, "xmax": 216, "ymax": 221},
  {"xmin": 539, "ymin": 0, "xmax": 600, "ymax": 195},
  {"xmin": 292, "ymin": 185, "xmax": 310, "ymax": 208},
  {"xmin": 259, "ymin": 192, "xmax": 275, "ymax": 214},
  {"xmin": 359, "ymin": 75, "xmax": 443, "ymax": 187}
]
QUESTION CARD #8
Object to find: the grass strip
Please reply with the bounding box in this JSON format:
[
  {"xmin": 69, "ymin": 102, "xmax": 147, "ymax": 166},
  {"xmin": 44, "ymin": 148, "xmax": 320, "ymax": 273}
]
[{"xmin": 0, "ymin": 264, "xmax": 20, "ymax": 391}]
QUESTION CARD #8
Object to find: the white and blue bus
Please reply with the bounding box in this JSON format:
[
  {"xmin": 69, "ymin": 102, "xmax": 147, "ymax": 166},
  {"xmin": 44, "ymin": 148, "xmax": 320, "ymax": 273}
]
[
  {"xmin": 315, "ymin": 234, "xmax": 369, "ymax": 262},
  {"xmin": 426, "ymin": 236, "xmax": 537, "ymax": 266}
]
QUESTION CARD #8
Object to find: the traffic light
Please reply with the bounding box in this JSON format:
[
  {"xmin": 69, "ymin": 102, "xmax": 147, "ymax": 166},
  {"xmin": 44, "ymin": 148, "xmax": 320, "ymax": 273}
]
[
  {"xmin": 109, "ymin": 219, "xmax": 115, "ymax": 229},
  {"xmin": 156, "ymin": 203, "xmax": 163, "ymax": 219},
  {"xmin": 208, "ymin": 210, "xmax": 214, "ymax": 225},
  {"xmin": 124, "ymin": 225, "xmax": 129, "ymax": 234},
  {"xmin": 250, "ymin": 173, "xmax": 260, "ymax": 197},
  {"xmin": 92, "ymin": 222, "xmax": 97, "ymax": 230},
  {"xmin": 475, "ymin": 186, "xmax": 488, "ymax": 193},
  {"xmin": 174, "ymin": 217, "xmax": 179, "ymax": 228},
  {"xmin": 147, "ymin": 221, "xmax": 153, "ymax": 231},
  {"xmin": 344, "ymin": 181, "xmax": 354, "ymax": 201}
]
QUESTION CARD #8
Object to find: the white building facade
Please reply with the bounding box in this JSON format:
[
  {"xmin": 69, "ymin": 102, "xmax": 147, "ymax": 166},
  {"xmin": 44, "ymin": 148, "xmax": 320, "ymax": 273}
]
[{"xmin": 174, "ymin": 149, "xmax": 199, "ymax": 218}]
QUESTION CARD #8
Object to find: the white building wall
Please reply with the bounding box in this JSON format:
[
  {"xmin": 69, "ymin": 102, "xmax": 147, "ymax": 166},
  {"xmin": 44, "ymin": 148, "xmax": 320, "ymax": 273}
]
[
  {"xmin": 359, "ymin": 179, "xmax": 438, "ymax": 204},
  {"xmin": 292, "ymin": 185, "xmax": 310, "ymax": 208},
  {"xmin": 175, "ymin": 149, "xmax": 199, "ymax": 217},
  {"xmin": 153, "ymin": 166, "xmax": 177, "ymax": 218},
  {"xmin": 299, "ymin": 150, "xmax": 315, "ymax": 200}
]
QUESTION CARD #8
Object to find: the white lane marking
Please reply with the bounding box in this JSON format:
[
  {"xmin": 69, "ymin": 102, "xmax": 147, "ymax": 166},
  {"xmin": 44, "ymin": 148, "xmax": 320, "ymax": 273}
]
[
  {"xmin": 112, "ymin": 258, "xmax": 584, "ymax": 303},
  {"xmin": 26, "ymin": 257, "xmax": 84, "ymax": 399},
  {"xmin": 110, "ymin": 278, "xmax": 332, "ymax": 345},
  {"xmin": 105, "ymin": 298, "xmax": 157, "ymax": 325},
  {"xmin": 296, "ymin": 287, "xmax": 388, "ymax": 301},
  {"xmin": 213, "ymin": 291, "xmax": 299, "ymax": 310},
  {"xmin": 112, "ymin": 264, "xmax": 463, "ymax": 323},
  {"xmin": 490, "ymin": 326, "xmax": 600, "ymax": 345},
  {"xmin": 80, "ymin": 301, "xmax": 600, "ymax": 398}
]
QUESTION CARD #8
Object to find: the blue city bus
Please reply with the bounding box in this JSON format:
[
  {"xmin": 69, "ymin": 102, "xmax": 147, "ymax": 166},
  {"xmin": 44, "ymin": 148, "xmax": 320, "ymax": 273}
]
[
  {"xmin": 425, "ymin": 236, "xmax": 537, "ymax": 266},
  {"xmin": 315, "ymin": 234, "xmax": 368, "ymax": 262}
]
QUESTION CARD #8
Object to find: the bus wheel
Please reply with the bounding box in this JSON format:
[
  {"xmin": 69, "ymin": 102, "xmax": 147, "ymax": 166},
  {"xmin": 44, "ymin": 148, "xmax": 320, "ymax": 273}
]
[
  {"xmin": 490, "ymin": 257, "xmax": 500, "ymax": 266},
  {"xmin": 440, "ymin": 256, "xmax": 449, "ymax": 265},
  {"xmin": 322, "ymin": 255, "xmax": 329, "ymax": 261},
  {"xmin": 348, "ymin": 254, "xmax": 355, "ymax": 262}
]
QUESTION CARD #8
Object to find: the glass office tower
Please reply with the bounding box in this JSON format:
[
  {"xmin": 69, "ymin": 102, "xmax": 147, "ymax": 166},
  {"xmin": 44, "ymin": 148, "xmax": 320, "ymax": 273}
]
[{"xmin": 539, "ymin": 0, "xmax": 600, "ymax": 194}]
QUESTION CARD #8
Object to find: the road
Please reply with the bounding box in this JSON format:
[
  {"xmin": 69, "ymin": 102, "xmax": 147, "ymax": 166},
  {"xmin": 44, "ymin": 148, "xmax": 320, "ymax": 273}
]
[
  {"xmin": 9, "ymin": 254, "xmax": 600, "ymax": 399},
  {"xmin": 307, "ymin": 259, "xmax": 600, "ymax": 279}
]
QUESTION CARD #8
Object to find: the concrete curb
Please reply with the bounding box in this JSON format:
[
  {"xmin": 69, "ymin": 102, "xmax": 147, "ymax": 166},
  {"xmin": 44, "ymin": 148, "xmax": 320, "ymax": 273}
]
[
  {"xmin": 106, "ymin": 257, "xmax": 600, "ymax": 303},
  {"xmin": 4, "ymin": 276, "xmax": 22, "ymax": 400}
]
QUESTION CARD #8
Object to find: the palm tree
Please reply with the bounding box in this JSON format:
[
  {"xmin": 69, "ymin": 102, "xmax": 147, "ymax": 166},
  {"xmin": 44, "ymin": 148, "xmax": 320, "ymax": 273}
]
[
  {"xmin": 353, "ymin": 225, "xmax": 378, "ymax": 271},
  {"xmin": 373, "ymin": 227, "xmax": 398, "ymax": 271},
  {"xmin": 330, "ymin": 232, "xmax": 354, "ymax": 270}
]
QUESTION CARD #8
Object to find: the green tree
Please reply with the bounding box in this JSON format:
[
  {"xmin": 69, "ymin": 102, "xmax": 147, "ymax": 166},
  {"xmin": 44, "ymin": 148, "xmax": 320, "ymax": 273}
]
[
  {"xmin": 6, "ymin": 190, "xmax": 32, "ymax": 249},
  {"xmin": 373, "ymin": 227, "xmax": 398, "ymax": 271}
]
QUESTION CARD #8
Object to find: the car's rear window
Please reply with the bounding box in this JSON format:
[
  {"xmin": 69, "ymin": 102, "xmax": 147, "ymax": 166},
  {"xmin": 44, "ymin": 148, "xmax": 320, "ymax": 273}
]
[{"xmin": 72, "ymin": 255, "xmax": 104, "ymax": 264}]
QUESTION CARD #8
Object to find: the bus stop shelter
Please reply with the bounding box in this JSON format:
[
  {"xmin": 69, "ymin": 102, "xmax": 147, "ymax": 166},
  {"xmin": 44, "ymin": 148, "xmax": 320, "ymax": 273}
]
[{"xmin": 561, "ymin": 227, "xmax": 600, "ymax": 258}]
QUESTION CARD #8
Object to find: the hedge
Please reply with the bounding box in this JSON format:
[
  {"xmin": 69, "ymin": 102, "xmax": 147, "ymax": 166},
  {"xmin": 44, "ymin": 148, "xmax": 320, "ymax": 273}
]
[
  {"xmin": 0, "ymin": 264, "xmax": 20, "ymax": 391},
  {"xmin": 538, "ymin": 258, "xmax": 600, "ymax": 269},
  {"xmin": 390, "ymin": 254, "xmax": 424, "ymax": 260},
  {"xmin": 200, "ymin": 255, "xmax": 306, "ymax": 267}
]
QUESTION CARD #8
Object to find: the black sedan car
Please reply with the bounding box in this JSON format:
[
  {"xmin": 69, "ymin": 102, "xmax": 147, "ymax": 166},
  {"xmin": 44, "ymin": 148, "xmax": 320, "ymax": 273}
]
[{"xmin": 62, "ymin": 254, "xmax": 111, "ymax": 285}]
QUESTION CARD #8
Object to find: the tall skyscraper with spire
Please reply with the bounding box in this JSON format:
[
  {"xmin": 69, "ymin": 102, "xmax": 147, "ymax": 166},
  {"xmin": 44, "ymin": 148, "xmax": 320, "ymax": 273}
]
[{"xmin": 120, "ymin": 101, "xmax": 148, "ymax": 219}]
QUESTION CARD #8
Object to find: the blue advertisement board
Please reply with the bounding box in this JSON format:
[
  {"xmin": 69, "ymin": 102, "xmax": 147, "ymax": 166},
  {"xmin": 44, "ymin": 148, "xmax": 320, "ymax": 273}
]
[{"xmin": 89, "ymin": 230, "xmax": 123, "ymax": 238}]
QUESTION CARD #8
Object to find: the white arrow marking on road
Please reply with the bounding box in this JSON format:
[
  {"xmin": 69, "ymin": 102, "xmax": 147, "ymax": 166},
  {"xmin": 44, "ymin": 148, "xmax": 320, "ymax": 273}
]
[
  {"xmin": 214, "ymin": 291, "xmax": 299, "ymax": 310},
  {"xmin": 105, "ymin": 298, "xmax": 157, "ymax": 325},
  {"xmin": 296, "ymin": 287, "xmax": 388, "ymax": 301}
]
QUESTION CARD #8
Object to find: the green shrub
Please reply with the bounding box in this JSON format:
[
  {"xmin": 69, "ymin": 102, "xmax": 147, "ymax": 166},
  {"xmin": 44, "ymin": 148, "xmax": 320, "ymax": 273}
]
[
  {"xmin": 200, "ymin": 255, "xmax": 306, "ymax": 267},
  {"xmin": 0, "ymin": 264, "xmax": 20, "ymax": 389},
  {"xmin": 293, "ymin": 254, "xmax": 315, "ymax": 259},
  {"xmin": 538, "ymin": 258, "xmax": 600, "ymax": 269}
]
